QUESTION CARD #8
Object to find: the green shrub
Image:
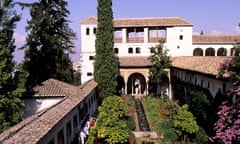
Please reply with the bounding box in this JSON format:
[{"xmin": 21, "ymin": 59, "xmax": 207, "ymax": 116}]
[
  {"xmin": 158, "ymin": 101, "xmax": 178, "ymax": 119},
  {"xmin": 159, "ymin": 119, "xmax": 178, "ymax": 142},
  {"xmin": 195, "ymin": 126, "xmax": 209, "ymax": 143},
  {"xmin": 125, "ymin": 116, "xmax": 135, "ymax": 131}
]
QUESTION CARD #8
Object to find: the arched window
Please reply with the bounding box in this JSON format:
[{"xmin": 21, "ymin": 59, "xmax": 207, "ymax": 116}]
[
  {"xmin": 193, "ymin": 48, "xmax": 203, "ymax": 56},
  {"xmin": 93, "ymin": 27, "xmax": 97, "ymax": 34},
  {"xmin": 114, "ymin": 48, "xmax": 119, "ymax": 54},
  {"xmin": 205, "ymin": 47, "xmax": 215, "ymax": 56},
  {"xmin": 179, "ymin": 35, "xmax": 183, "ymax": 40},
  {"xmin": 128, "ymin": 47, "xmax": 133, "ymax": 54},
  {"xmin": 87, "ymin": 72, "xmax": 93, "ymax": 76},
  {"xmin": 86, "ymin": 28, "xmax": 90, "ymax": 35},
  {"xmin": 89, "ymin": 56, "xmax": 94, "ymax": 60},
  {"xmin": 136, "ymin": 47, "xmax": 141, "ymax": 54},
  {"xmin": 217, "ymin": 48, "xmax": 227, "ymax": 56}
]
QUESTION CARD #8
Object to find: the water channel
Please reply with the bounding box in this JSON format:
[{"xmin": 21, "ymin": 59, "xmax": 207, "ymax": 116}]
[{"xmin": 135, "ymin": 99, "xmax": 150, "ymax": 131}]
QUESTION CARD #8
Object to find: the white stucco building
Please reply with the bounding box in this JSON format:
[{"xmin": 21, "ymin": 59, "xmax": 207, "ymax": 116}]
[{"xmin": 80, "ymin": 16, "xmax": 240, "ymax": 98}]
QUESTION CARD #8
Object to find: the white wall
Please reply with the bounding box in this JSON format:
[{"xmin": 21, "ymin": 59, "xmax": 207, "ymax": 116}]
[
  {"xmin": 80, "ymin": 21, "xmax": 236, "ymax": 85},
  {"xmin": 81, "ymin": 24, "xmax": 97, "ymax": 53},
  {"xmin": 166, "ymin": 26, "xmax": 193, "ymax": 56},
  {"xmin": 80, "ymin": 23, "xmax": 97, "ymax": 83},
  {"xmin": 114, "ymin": 43, "xmax": 157, "ymax": 57},
  {"xmin": 80, "ymin": 52, "xmax": 95, "ymax": 83},
  {"xmin": 172, "ymin": 69, "xmax": 231, "ymax": 97}
]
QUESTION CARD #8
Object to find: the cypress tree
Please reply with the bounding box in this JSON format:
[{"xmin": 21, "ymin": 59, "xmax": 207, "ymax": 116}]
[
  {"xmin": 22, "ymin": 0, "xmax": 76, "ymax": 89},
  {"xmin": 0, "ymin": 0, "xmax": 22, "ymax": 132},
  {"xmin": 94, "ymin": 0, "xmax": 118, "ymax": 99}
]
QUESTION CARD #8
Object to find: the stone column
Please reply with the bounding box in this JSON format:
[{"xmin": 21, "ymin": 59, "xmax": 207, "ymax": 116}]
[
  {"xmin": 144, "ymin": 27, "xmax": 149, "ymax": 43},
  {"xmin": 122, "ymin": 28, "xmax": 127, "ymax": 43},
  {"xmin": 146, "ymin": 81, "xmax": 148, "ymax": 95},
  {"xmin": 169, "ymin": 80, "xmax": 172, "ymax": 99},
  {"xmin": 227, "ymin": 48, "xmax": 231, "ymax": 56},
  {"xmin": 124, "ymin": 80, "xmax": 127, "ymax": 95}
]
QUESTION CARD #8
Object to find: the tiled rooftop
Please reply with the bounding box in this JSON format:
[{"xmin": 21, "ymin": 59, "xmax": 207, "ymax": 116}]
[
  {"xmin": 193, "ymin": 35, "xmax": 240, "ymax": 44},
  {"xmin": 0, "ymin": 79, "xmax": 97, "ymax": 144},
  {"xmin": 32, "ymin": 79, "xmax": 70, "ymax": 97},
  {"xmin": 118, "ymin": 56, "xmax": 232, "ymax": 76},
  {"xmin": 80, "ymin": 16, "xmax": 97, "ymax": 24},
  {"xmin": 81, "ymin": 16, "xmax": 193, "ymax": 27},
  {"xmin": 118, "ymin": 56, "xmax": 152, "ymax": 67},
  {"xmin": 172, "ymin": 56, "xmax": 232, "ymax": 76}
]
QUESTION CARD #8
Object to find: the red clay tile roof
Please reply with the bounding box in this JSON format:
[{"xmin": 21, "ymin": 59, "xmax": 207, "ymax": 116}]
[
  {"xmin": 80, "ymin": 16, "xmax": 97, "ymax": 24},
  {"xmin": 32, "ymin": 79, "xmax": 70, "ymax": 97},
  {"xmin": 113, "ymin": 17, "xmax": 193, "ymax": 27},
  {"xmin": 171, "ymin": 56, "xmax": 233, "ymax": 76},
  {"xmin": 118, "ymin": 56, "xmax": 152, "ymax": 67},
  {"xmin": 193, "ymin": 35, "xmax": 240, "ymax": 44},
  {"xmin": 81, "ymin": 16, "xmax": 193, "ymax": 27},
  {"xmin": 0, "ymin": 79, "xmax": 97, "ymax": 144},
  {"xmin": 118, "ymin": 56, "xmax": 233, "ymax": 76}
]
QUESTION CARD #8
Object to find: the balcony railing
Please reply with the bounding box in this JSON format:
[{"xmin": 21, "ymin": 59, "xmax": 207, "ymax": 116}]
[
  {"xmin": 113, "ymin": 37, "xmax": 166, "ymax": 43},
  {"xmin": 149, "ymin": 37, "xmax": 166, "ymax": 43},
  {"xmin": 127, "ymin": 37, "xmax": 144, "ymax": 43},
  {"xmin": 114, "ymin": 38, "xmax": 122, "ymax": 43}
]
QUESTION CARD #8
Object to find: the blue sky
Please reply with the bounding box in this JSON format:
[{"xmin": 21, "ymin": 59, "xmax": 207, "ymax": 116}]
[{"xmin": 14, "ymin": 0, "xmax": 240, "ymax": 62}]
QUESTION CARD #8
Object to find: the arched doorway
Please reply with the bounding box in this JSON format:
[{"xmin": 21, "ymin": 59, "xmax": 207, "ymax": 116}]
[
  {"xmin": 193, "ymin": 48, "xmax": 203, "ymax": 56},
  {"xmin": 160, "ymin": 75, "xmax": 170, "ymax": 96},
  {"xmin": 217, "ymin": 48, "xmax": 227, "ymax": 56},
  {"xmin": 148, "ymin": 75, "xmax": 170, "ymax": 97},
  {"xmin": 127, "ymin": 73, "xmax": 146, "ymax": 95},
  {"xmin": 205, "ymin": 47, "xmax": 215, "ymax": 56},
  {"xmin": 116, "ymin": 76, "xmax": 125, "ymax": 95}
]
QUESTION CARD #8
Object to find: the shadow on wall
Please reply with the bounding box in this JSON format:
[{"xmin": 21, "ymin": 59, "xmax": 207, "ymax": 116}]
[{"xmin": 21, "ymin": 97, "xmax": 64, "ymax": 119}]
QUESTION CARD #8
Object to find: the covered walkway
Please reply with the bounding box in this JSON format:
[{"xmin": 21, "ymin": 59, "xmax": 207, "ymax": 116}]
[{"xmin": 0, "ymin": 79, "xmax": 98, "ymax": 144}]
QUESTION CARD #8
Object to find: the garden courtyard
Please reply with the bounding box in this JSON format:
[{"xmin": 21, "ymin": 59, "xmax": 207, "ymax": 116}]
[
  {"xmin": 86, "ymin": 93, "xmax": 209, "ymax": 144},
  {"xmin": 124, "ymin": 94, "xmax": 208, "ymax": 144}
]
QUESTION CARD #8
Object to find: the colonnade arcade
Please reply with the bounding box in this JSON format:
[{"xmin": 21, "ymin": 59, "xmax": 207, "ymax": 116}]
[
  {"xmin": 117, "ymin": 68, "xmax": 171, "ymax": 98},
  {"xmin": 193, "ymin": 47, "xmax": 236, "ymax": 56}
]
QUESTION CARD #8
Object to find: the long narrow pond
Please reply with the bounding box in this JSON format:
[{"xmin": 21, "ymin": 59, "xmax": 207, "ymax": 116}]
[{"xmin": 135, "ymin": 99, "xmax": 150, "ymax": 131}]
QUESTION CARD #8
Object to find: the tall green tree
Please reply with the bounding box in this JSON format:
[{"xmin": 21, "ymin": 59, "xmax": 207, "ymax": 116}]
[
  {"xmin": 94, "ymin": 0, "xmax": 118, "ymax": 99},
  {"xmin": 0, "ymin": 0, "xmax": 22, "ymax": 132},
  {"xmin": 148, "ymin": 39, "xmax": 171, "ymax": 97},
  {"xmin": 22, "ymin": 0, "xmax": 76, "ymax": 89}
]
